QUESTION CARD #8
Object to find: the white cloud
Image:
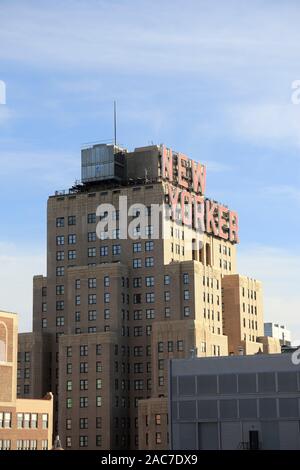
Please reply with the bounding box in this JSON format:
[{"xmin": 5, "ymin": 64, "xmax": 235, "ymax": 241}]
[
  {"xmin": 238, "ymin": 245, "xmax": 300, "ymax": 344},
  {"xmin": 0, "ymin": 242, "xmax": 45, "ymax": 332}
]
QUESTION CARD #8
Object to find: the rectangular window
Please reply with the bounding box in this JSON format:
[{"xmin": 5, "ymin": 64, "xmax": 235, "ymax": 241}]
[
  {"xmin": 88, "ymin": 231, "xmax": 96, "ymax": 242},
  {"xmin": 165, "ymin": 307, "xmax": 170, "ymax": 318},
  {"xmin": 164, "ymin": 291, "xmax": 170, "ymax": 301},
  {"xmin": 56, "ymin": 217, "xmax": 64, "ymax": 227},
  {"xmin": 133, "ymin": 259, "xmax": 142, "ymax": 268},
  {"xmin": 145, "ymin": 241, "xmax": 154, "ymax": 251},
  {"xmin": 96, "ymin": 379, "xmax": 102, "ymax": 389},
  {"xmin": 88, "ymin": 310, "xmax": 97, "ymax": 321},
  {"xmin": 80, "ymin": 345, "xmax": 88, "ymax": 356},
  {"xmin": 56, "ymin": 316, "xmax": 64, "ymax": 326},
  {"xmin": 88, "ymin": 247, "xmax": 96, "ymax": 257},
  {"xmin": 164, "ymin": 275, "xmax": 170, "ymax": 285},
  {"xmin": 184, "ymin": 290, "xmax": 190, "ymax": 300},
  {"xmin": 88, "ymin": 278, "xmax": 96, "ymax": 288},
  {"xmin": 80, "ymin": 397, "xmax": 88, "ymax": 408},
  {"xmin": 167, "ymin": 341, "xmax": 173, "ymax": 352},
  {"xmin": 100, "ymin": 246, "xmax": 108, "ymax": 256},
  {"xmin": 96, "ymin": 344, "xmax": 102, "ymax": 355},
  {"xmin": 133, "ymin": 277, "xmax": 142, "ymax": 288},
  {"xmin": 56, "ymin": 285, "xmax": 64, "ymax": 295},
  {"xmin": 145, "ymin": 256, "xmax": 154, "ymax": 267},
  {"xmin": 183, "ymin": 273, "xmax": 189, "ymax": 284},
  {"xmin": 104, "ymin": 293, "xmax": 110, "ymax": 303},
  {"xmin": 42, "ymin": 414, "xmax": 48, "ymax": 429},
  {"xmin": 177, "ymin": 340, "xmax": 184, "ymax": 352},
  {"xmin": 146, "ymin": 308, "xmax": 155, "ymax": 319},
  {"xmin": 66, "ymin": 380, "xmax": 72, "ymax": 391},
  {"xmin": 56, "ymin": 251, "xmax": 64, "ymax": 261},
  {"xmin": 133, "ymin": 242, "xmax": 142, "ymax": 252},
  {"xmin": 184, "ymin": 306, "xmax": 190, "ymax": 317},
  {"xmin": 68, "ymin": 234, "xmax": 76, "ymax": 244},
  {"xmin": 79, "ymin": 418, "xmax": 88, "ymax": 429},
  {"xmin": 56, "ymin": 266, "xmax": 64, "ymax": 276},
  {"xmin": 158, "ymin": 342, "xmax": 164, "ymax": 353},
  {"xmin": 96, "ymin": 396, "xmax": 102, "ymax": 407},
  {"xmin": 80, "ymin": 380, "xmax": 88, "ymax": 391},
  {"xmin": 68, "ymin": 215, "xmax": 76, "ymax": 226},
  {"xmin": 87, "ymin": 213, "xmax": 96, "ymax": 223},
  {"xmin": 79, "ymin": 436, "xmax": 88, "ymax": 447},
  {"xmin": 75, "ymin": 295, "xmax": 81, "ymax": 305},
  {"xmin": 134, "ymin": 310, "xmax": 142, "ymax": 320},
  {"xmin": 145, "ymin": 276, "xmax": 154, "ymax": 287},
  {"xmin": 146, "ymin": 292, "xmax": 155, "ymax": 303},
  {"xmin": 112, "ymin": 244, "xmax": 121, "ymax": 255},
  {"xmin": 56, "ymin": 235, "xmax": 64, "ymax": 246},
  {"xmin": 89, "ymin": 294, "xmax": 96, "ymax": 304},
  {"xmin": 68, "ymin": 250, "xmax": 76, "ymax": 260},
  {"xmin": 104, "ymin": 276, "xmax": 110, "ymax": 287}
]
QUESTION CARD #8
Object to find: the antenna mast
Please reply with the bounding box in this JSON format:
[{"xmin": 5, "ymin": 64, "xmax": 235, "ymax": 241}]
[{"xmin": 114, "ymin": 100, "xmax": 117, "ymax": 146}]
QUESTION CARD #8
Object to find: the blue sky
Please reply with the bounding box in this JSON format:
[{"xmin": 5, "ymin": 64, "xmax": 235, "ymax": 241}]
[{"xmin": 0, "ymin": 0, "xmax": 299, "ymax": 339}]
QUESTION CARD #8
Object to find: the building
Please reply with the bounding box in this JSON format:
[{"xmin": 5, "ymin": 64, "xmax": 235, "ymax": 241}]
[
  {"xmin": 17, "ymin": 143, "xmax": 277, "ymax": 450},
  {"xmin": 170, "ymin": 354, "xmax": 300, "ymax": 450},
  {"xmin": 264, "ymin": 322, "xmax": 291, "ymax": 346},
  {"xmin": 0, "ymin": 310, "xmax": 53, "ymax": 450}
]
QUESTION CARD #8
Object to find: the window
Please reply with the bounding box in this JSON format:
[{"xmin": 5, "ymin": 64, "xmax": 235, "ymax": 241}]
[
  {"xmin": 56, "ymin": 285, "xmax": 64, "ymax": 295},
  {"xmin": 177, "ymin": 340, "xmax": 184, "ymax": 351},
  {"xmin": 133, "ymin": 277, "xmax": 142, "ymax": 288},
  {"xmin": 56, "ymin": 235, "xmax": 64, "ymax": 245},
  {"xmin": 134, "ymin": 380, "xmax": 144, "ymax": 390},
  {"xmin": 75, "ymin": 295, "xmax": 81, "ymax": 306},
  {"xmin": 158, "ymin": 342, "xmax": 164, "ymax": 353},
  {"xmin": 158, "ymin": 376, "xmax": 164, "ymax": 386},
  {"xmin": 96, "ymin": 379, "xmax": 102, "ymax": 389},
  {"xmin": 96, "ymin": 417, "xmax": 102, "ymax": 429},
  {"xmin": 134, "ymin": 310, "xmax": 142, "ymax": 320},
  {"xmin": 145, "ymin": 257, "xmax": 154, "ymax": 267},
  {"xmin": 80, "ymin": 345, "xmax": 88, "ymax": 356},
  {"xmin": 134, "ymin": 363, "xmax": 143, "ymax": 373},
  {"xmin": 66, "ymin": 380, "xmax": 72, "ymax": 391},
  {"xmin": 146, "ymin": 309, "xmax": 155, "ymax": 319},
  {"xmin": 96, "ymin": 344, "xmax": 102, "ymax": 355},
  {"xmin": 42, "ymin": 318, "xmax": 47, "ymax": 328},
  {"xmin": 155, "ymin": 414, "xmax": 161, "ymax": 425},
  {"xmin": 68, "ymin": 250, "xmax": 76, "ymax": 260},
  {"xmin": 96, "ymin": 396, "xmax": 102, "ymax": 407},
  {"xmin": 164, "ymin": 291, "xmax": 170, "ymax": 301},
  {"xmin": 79, "ymin": 436, "xmax": 88, "ymax": 447},
  {"xmin": 80, "ymin": 397, "xmax": 88, "ymax": 408},
  {"xmin": 88, "ymin": 247, "xmax": 96, "ymax": 257},
  {"xmin": 158, "ymin": 359, "xmax": 164, "ymax": 370},
  {"xmin": 56, "ymin": 251, "xmax": 64, "ymax": 261},
  {"xmin": 68, "ymin": 215, "xmax": 76, "ymax": 226},
  {"xmin": 56, "ymin": 217, "xmax": 64, "ymax": 227},
  {"xmin": 89, "ymin": 294, "xmax": 96, "ymax": 305},
  {"xmin": 104, "ymin": 276, "xmax": 110, "ymax": 287},
  {"xmin": 184, "ymin": 290, "xmax": 190, "ymax": 300},
  {"xmin": 56, "ymin": 266, "xmax": 64, "ymax": 276},
  {"xmin": 88, "ymin": 231, "xmax": 96, "ymax": 242},
  {"xmin": 145, "ymin": 241, "xmax": 154, "ymax": 251},
  {"xmin": 96, "ymin": 362, "xmax": 102, "ymax": 373},
  {"xmin": 165, "ymin": 307, "xmax": 170, "ymax": 318},
  {"xmin": 112, "ymin": 228, "xmax": 120, "ymax": 239},
  {"xmin": 134, "ymin": 326, "xmax": 143, "ymax": 336},
  {"xmin": 104, "ymin": 309, "xmax": 110, "ymax": 320},
  {"xmin": 183, "ymin": 273, "xmax": 189, "ymax": 284},
  {"xmin": 42, "ymin": 414, "xmax": 48, "ymax": 429},
  {"xmin": 145, "ymin": 225, "xmax": 153, "ymax": 237},
  {"xmin": 80, "ymin": 362, "xmax": 88, "ymax": 373},
  {"xmin": 145, "ymin": 276, "xmax": 154, "ymax": 287},
  {"xmin": 133, "ymin": 242, "xmax": 142, "ymax": 252},
  {"xmin": 167, "ymin": 341, "xmax": 173, "ymax": 352},
  {"xmin": 133, "ymin": 293, "xmax": 141, "ymax": 304},
  {"xmin": 133, "ymin": 258, "xmax": 142, "ymax": 268},
  {"xmin": 164, "ymin": 275, "xmax": 170, "ymax": 285},
  {"xmin": 134, "ymin": 346, "xmax": 143, "ymax": 357},
  {"xmin": 87, "ymin": 310, "xmax": 96, "ymax": 321},
  {"xmin": 112, "ymin": 244, "xmax": 121, "ymax": 255},
  {"xmin": 100, "ymin": 246, "xmax": 108, "ymax": 256},
  {"xmin": 88, "ymin": 278, "xmax": 96, "ymax": 289},
  {"xmin": 68, "ymin": 234, "xmax": 76, "ymax": 244},
  {"xmin": 184, "ymin": 306, "xmax": 190, "ymax": 317},
  {"xmin": 146, "ymin": 292, "xmax": 155, "ymax": 303},
  {"xmin": 87, "ymin": 213, "xmax": 96, "ymax": 223},
  {"xmin": 104, "ymin": 293, "xmax": 110, "ymax": 303},
  {"xmin": 96, "ymin": 435, "xmax": 102, "ymax": 447},
  {"xmin": 80, "ymin": 380, "xmax": 88, "ymax": 391},
  {"xmin": 56, "ymin": 316, "xmax": 64, "ymax": 326}
]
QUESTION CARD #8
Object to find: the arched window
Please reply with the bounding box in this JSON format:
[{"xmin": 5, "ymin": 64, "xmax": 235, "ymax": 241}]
[{"xmin": 0, "ymin": 322, "xmax": 8, "ymax": 362}]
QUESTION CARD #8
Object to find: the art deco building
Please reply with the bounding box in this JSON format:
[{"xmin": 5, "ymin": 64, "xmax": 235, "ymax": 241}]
[
  {"xmin": 0, "ymin": 310, "xmax": 53, "ymax": 450},
  {"xmin": 17, "ymin": 143, "xmax": 279, "ymax": 450}
]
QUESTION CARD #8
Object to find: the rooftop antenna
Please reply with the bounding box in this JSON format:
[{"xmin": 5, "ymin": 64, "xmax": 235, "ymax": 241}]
[{"xmin": 114, "ymin": 100, "xmax": 117, "ymax": 146}]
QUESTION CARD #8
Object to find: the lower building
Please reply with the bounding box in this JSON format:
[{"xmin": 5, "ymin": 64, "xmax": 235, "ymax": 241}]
[
  {"xmin": 170, "ymin": 354, "xmax": 300, "ymax": 450},
  {"xmin": 264, "ymin": 322, "xmax": 291, "ymax": 346},
  {"xmin": 0, "ymin": 310, "xmax": 53, "ymax": 450}
]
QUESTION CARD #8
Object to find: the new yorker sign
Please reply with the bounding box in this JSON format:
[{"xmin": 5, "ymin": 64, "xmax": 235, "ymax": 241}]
[{"xmin": 161, "ymin": 145, "xmax": 239, "ymax": 244}]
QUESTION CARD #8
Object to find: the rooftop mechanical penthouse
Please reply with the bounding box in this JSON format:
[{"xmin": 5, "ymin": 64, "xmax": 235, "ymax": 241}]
[{"xmin": 17, "ymin": 142, "xmax": 279, "ymax": 450}]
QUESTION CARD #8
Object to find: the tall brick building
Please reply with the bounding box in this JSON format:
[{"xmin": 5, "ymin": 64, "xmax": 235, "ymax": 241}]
[
  {"xmin": 0, "ymin": 310, "xmax": 53, "ymax": 450},
  {"xmin": 17, "ymin": 143, "xmax": 280, "ymax": 450}
]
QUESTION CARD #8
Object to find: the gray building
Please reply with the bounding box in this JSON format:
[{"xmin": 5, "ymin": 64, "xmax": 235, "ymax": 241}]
[{"xmin": 170, "ymin": 354, "xmax": 300, "ymax": 450}]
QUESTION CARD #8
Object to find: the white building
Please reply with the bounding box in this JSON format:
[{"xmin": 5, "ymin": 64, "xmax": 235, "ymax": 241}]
[{"xmin": 264, "ymin": 322, "xmax": 291, "ymax": 346}]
